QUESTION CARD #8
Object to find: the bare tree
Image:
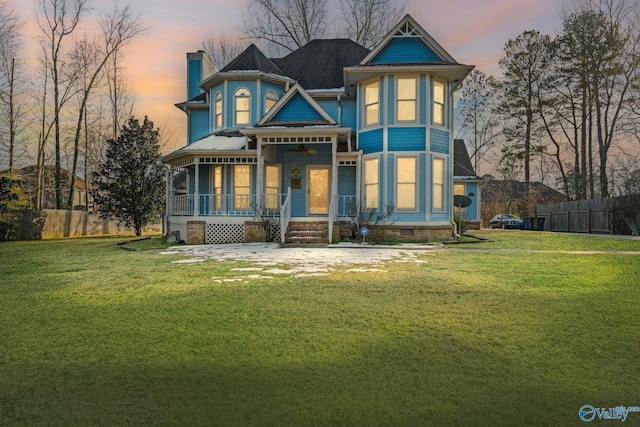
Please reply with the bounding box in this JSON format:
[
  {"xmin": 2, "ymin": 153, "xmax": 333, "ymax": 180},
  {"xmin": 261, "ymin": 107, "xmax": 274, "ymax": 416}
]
[
  {"xmin": 337, "ymin": 0, "xmax": 405, "ymax": 48},
  {"xmin": 458, "ymin": 69, "xmax": 500, "ymax": 175},
  {"xmin": 242, "ymin": 0, "xmax": 328, "ymax": 53},
  {"xmin": 0, "ymin": 0, "xmax": 25, "ymax": 173},
  {"xmin": 35, "ymin": 0, "xmax": 89, "ymax": 209},
  {"xmin": 202, "ymin": 33, "xmax": 248, "ymax": 70},
  {"xmin": 66, "ymin": 5, "xmax": 145, "ymax": 208}
]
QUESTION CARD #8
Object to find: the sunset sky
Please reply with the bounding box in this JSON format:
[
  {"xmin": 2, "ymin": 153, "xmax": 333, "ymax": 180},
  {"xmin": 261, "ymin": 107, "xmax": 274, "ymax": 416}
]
[{"xmin": 12, "ymin": 0, "xmax": 565, "ymax": 153}]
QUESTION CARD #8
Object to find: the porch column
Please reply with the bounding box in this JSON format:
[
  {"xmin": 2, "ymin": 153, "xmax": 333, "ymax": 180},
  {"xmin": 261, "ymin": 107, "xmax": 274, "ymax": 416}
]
[
  {"xmin": 257, "ymin": 140, "xmax": 263, "ymax": 208},
  {"xmin": 330, "ymin": 137, "xmax": 338, "ymax": 243},
  {"xmin": 194, "ymin": 157, "xmax": 200, "ymax": 217}
]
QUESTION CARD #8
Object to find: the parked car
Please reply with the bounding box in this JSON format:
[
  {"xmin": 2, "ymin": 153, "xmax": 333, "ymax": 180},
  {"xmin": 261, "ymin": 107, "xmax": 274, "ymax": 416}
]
[{"xmin": 489, "ymin": 214, "xmax": 523, "ymax": 229}]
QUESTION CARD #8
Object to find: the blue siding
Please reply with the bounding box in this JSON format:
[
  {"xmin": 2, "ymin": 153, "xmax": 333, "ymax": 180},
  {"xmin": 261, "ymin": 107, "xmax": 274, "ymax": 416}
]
[
  {"xmin": 370, "ymin": 38, "xmax": 442, "ymax": 64},
  {"xmin": 273, "ymin": 93, "xmax": 324, "ymax": 122},
  {"xmin": 388, "ymin": 128, "xmax": 426, "ymax": 151},
  {"xmin": 430, "ymin": 128, "xmax": 449, "ymax": 154},
  {"xmin": 189, "ymin": 110, "xmax": 210, "ymax": 143},
  {"xmin": 386, "ymin": 153, "xmax": 394, "ymax": 206},
  {"xmin": 317, "ymin": 99, "xmax": 339, "ymax": 122},
  {"xmin": 341, "ymin": 98, "xmax": 357, "ymax": 129},
  {"xmin": 419, "ymin": 75, "xmax": 427, "ymax": 125},
  {"xmin": 388, "ymin": 75, "xmax": 395, "ymax": 125},
  {"xmin": 458, "ymin": 182, "xmax": 479, "ymax": 221},
  {"xmin": 187, "ymin": 58, "xmax": 202, "ymax": 99},
  {"xmin": 358, "ymin": 129, "xmax": 383, "ymax": 153}
]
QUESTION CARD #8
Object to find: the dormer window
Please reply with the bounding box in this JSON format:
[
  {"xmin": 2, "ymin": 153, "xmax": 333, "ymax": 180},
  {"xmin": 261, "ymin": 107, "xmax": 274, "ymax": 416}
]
[
  {"xmin": 364, "ymin": 80, "xmax": 379, "ymax": 127},
  {"xmin": 234, "ymin": 87, "xmax": 250, "ymax": 126},
  {"xmin": 265, "ymin": 90, "xmax": 279, "ymax": 113},
  {"xmin": 214, "ymin": 92, "xmax": 223, "ymax": 129}
]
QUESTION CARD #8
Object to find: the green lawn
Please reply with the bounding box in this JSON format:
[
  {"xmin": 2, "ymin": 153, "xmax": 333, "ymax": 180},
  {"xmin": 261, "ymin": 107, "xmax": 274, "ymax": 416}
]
[{"xmin": 1, "ymin": 233, "xmax": 639, "ymax": 426}]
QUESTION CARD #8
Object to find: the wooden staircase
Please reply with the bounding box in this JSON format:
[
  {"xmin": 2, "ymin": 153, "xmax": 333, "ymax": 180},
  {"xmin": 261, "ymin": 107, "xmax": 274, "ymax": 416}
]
[{"xmin": 285, "ymin": 221, "xmax": 329, "ymax": 244}]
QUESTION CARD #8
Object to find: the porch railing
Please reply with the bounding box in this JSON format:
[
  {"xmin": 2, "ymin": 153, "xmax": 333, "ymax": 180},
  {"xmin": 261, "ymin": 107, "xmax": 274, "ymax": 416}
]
[
  {"xmin": 171, "ymin": 194, "xmax": 256, "ymax": 216},
  {"xmin": 280, "ymin": 187, "xmax": 292, "ymax": 243},
  {"xmin": 337, "ymin": 195, "xmax": 357, "ymax": 217},
  {"xmin": 171, "ymin": 195, "xmax": 193, "ymax": 216}
]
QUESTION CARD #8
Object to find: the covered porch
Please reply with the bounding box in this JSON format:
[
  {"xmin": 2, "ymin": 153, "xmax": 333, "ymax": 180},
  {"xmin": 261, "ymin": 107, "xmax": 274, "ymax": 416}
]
[{"xmin": 162, "ymin": 127, "xmax": 359, "ymax": 244}]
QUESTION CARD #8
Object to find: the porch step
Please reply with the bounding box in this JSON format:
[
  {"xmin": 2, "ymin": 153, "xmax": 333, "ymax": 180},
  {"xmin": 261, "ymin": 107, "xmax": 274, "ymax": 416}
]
[{"xmin": 285, "ymin": 221, "xmax": 329, "ymax": 244}]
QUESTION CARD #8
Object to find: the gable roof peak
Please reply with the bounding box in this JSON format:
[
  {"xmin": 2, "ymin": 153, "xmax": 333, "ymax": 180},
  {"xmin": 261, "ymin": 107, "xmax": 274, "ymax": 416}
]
[{"xmin": 361, "ymin": 13, "xmax": 458, "ymax": 65}]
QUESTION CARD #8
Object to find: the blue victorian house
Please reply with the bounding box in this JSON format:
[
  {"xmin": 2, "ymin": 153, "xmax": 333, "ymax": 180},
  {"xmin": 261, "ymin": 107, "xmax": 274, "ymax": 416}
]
[{"xmin": 162, "ymin": 15, "xmax": 474, "ymax": 244}]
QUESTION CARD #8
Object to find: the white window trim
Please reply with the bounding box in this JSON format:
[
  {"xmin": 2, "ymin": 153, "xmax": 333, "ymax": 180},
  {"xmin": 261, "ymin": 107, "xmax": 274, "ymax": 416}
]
[
  {"xmin": 364, "ymin": 156, "xmax": 379, "ymax": 209},
  {"xmin": 433, "ymin": 79, "xmax": 446, "ymax": 127},
  {"xmin": 264, "ymin": 164, "xmax": 281, "ymax": 209},
  {"xmin": 265, "ymin": 90, "xmax": 279, "ymax": 114},
  {"xmin": 395, "ymin": 156, "xmax": 418, "ymax": 211},
  {"xmin": 396, "ymin": 75, "xmax": 418, "ymax": 124},
  {"xmin": 432, "ymin": 156, "xmax": 446, "ymax": 212},
  {"xmin": 233, "ymin": 164, "xmax": 252, "ymax": 209},
  {"xmin": 214, "ymin": 91, "xmax": 223, "ymax": 129},
  {"xmin": 234, "ymin": 87, "xmax": 251, "ymax": 127},
  {"xmin": 364, "ymin": 79, "xmax": 380, "ymax": 128}
]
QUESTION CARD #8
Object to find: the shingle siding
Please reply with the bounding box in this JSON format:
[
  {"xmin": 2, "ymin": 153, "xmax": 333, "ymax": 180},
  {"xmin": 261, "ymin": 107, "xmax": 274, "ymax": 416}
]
[
  {"xmin": 430, "ymin": 128, "xmax": 449, "ymax": 154},
  {"xmin": 371, "ymin": 38, "xmax": 442, "ymax": 64}
]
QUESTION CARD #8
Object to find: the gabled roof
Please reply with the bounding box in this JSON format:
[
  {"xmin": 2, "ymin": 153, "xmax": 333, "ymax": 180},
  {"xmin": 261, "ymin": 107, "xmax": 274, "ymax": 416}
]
[
  {"xmin": 453, "ymin": 139, "xmax": 482, "ymax": 180},
  {"xmin": 343, "ymin": 14, "xmax": 474, "ymax": 93},
  {"xmin": 220, "ymin": 44, "xmax": 285, "ymax": 75},
  {"xmin": 255, "ymin": 83, "xmax": 337, "ymax": 127},
  {"xmin": 361, "ymin": 14, "xmax": 457, "ymax": 65},
  {"xmin": 274, "ymin": 39, "xmax": 370, "ymax": 90}
]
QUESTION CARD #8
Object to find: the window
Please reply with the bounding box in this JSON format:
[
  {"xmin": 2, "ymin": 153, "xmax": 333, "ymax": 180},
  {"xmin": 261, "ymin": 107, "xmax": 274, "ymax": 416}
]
[
  {"xmin": 397, "ymin": 77, "xmax": 417, "ymax": 122},
  {"xmin": 234, "ymin": 165, "xmax": 251, "ymax": 209},
  {"xmin": 364, "ymin": 80, "xmax": 379, "ymax": 126},
  {"xmin": 214, "ymin": 92, "xmax": 223, "ymax": 129},
  {"xmin": 264, "ymin": 165, "xmax": 280, "ymax": 209},
  {"xmin": 265, "ymin": 90, "xmax": 278, "ymax": 113},
  {"xmin": 212, "ymin": 165, "xmax": 223, "ymax": 210},
  {"xmin": 433, "ymin": 80, "xmax": 445, "ymax": 125},
  {"xmin": 396, "ymin": 157, "xmax": 416, "ymax": 209},
  {"xmin": 432, "ymin": 158, "xmax": 445, "ymax": 211},
  {"xmin": 234, "ymin": 87, "xmax": 250, "ymax": 126},
  {"xmin": 365, "ymin": 158, "xmax": 379, "ymax": 209}
]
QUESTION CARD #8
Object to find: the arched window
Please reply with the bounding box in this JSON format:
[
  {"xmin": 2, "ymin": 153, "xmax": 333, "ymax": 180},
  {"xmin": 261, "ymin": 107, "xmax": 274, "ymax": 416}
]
[
  {"xmin": 234, "ymin": 87, "xmax": 250, "ymax": 126},
  {"xmin": 265, "ymin": 90, "xmax": 279, "ymax": 113},
  {"xmin": 214, "ymin": 92, "xmax": 223, "ymax": 129}
]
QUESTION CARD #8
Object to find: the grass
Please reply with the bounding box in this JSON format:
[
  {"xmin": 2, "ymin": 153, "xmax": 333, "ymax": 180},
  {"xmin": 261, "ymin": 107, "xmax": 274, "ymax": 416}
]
[{"xmin": 1, "ymin": 233, "xmax": 639, "ymax": 426}]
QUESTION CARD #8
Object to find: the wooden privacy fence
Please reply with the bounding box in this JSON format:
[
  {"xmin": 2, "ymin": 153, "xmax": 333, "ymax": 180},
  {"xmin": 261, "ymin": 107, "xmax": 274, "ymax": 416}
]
[
  {"xmin": 536, "ymin": 199, "xmax": 613, "ymax": 234},
  {"xmin": 5, "ymin": 209, "xmax": 161, "ymax": 240}
]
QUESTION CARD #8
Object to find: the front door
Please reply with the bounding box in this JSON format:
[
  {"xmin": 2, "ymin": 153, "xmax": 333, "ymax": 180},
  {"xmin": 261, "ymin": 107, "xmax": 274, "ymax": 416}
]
[{"xmin": 307, "ymin": 165, "xmax": 330, "ymax": 215}]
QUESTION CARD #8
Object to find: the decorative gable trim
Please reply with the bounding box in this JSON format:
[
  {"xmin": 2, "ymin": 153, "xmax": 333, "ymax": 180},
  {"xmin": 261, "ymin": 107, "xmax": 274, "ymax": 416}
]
[
  {"xmin": 361, "ymin": 14, "xmax": 457, "ymax": 65},
  {"xmin": 257, "ymin": 83, "xmax": 337, "ymax": 125}
]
